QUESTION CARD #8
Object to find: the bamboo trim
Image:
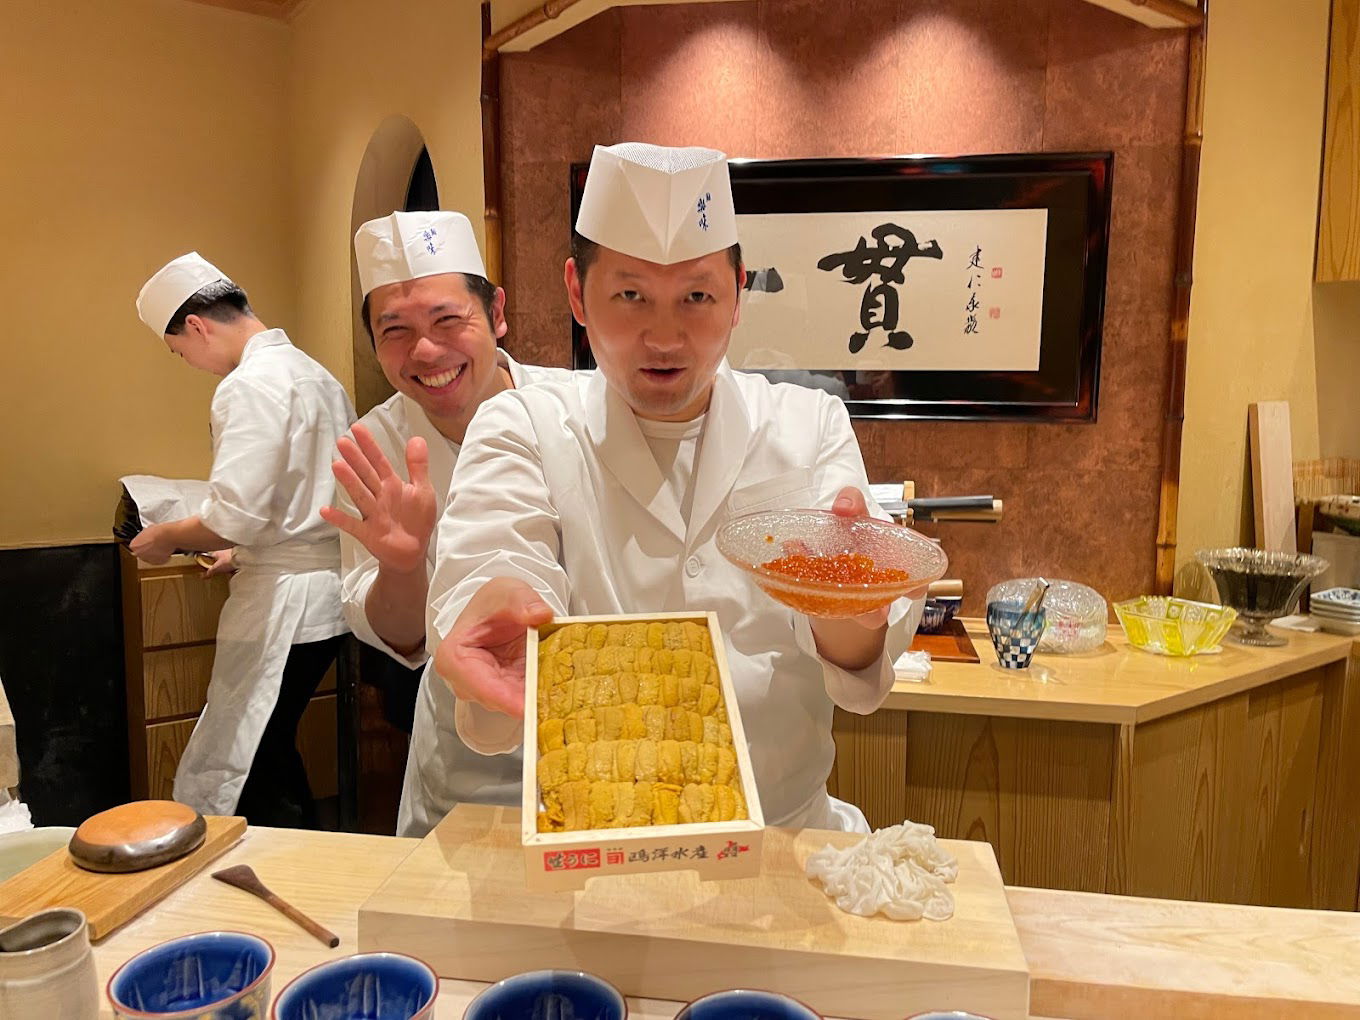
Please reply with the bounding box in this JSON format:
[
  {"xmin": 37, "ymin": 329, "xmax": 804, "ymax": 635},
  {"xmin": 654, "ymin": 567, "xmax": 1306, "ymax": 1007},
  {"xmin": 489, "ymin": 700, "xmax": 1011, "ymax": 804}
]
[
  {"xmin": 481, "ymin": 2, "xmax": 504, "ymax": 286},
  {"xmin": 1130, "ymin": 0, "xmax": 1204, "ymax": 27},
  {"xmin": 483, "ymin": 0, "xmax": 592, "ymax": 57},
  {"xmin": 1154, "ymin": 0, "xmax": 1209, "ymax": 595}
]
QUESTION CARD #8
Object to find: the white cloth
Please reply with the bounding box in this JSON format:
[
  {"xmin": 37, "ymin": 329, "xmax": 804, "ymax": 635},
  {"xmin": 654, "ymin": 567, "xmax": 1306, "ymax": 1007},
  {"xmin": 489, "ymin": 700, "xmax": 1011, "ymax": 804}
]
[
  {"xmin": 575, "ymin": 143, "xmax": 737, "ymax": 265},
  {"xmin": 894, "ymin": 649, "xmax": 932, "ymax": 681},
  {"xmin": 806, "ymin": 820, "xmax": 959, "ymax": 922},
  {"xmin": 136, "ymin": 252, "xmax": 229, "ymax": 336},
  {"xmin": 120, "ymin": 476, "xmax": 211, "ymax": 527},
  {"xmin": 354, "ymin": 210, "xmax": 487, "ymax": 297},
  {"xmin": 172, "ymin": 329, "xmax": 356, "ymax": 816},
  {"xmin": 406, "ymin": 363, "xmax": 920, "ymax": 836},
  {"xmin": 334, "ymin": 352, "xmax": 574, "ymax": 838}
]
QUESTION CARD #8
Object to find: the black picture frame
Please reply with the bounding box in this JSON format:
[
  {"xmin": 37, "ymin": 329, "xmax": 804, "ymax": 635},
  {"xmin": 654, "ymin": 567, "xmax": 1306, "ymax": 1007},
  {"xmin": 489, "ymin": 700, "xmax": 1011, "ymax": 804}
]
[{"xmin": 569, "ymin": 152, "xmax": 1113, "ymax": 422}]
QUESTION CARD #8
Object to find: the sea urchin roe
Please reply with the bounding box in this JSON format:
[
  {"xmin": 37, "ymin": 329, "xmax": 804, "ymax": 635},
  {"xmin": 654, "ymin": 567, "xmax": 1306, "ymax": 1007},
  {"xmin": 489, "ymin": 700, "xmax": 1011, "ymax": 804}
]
[{"xmin": 764, "ymin": 552, "xmax": 909, "ymax": 585}]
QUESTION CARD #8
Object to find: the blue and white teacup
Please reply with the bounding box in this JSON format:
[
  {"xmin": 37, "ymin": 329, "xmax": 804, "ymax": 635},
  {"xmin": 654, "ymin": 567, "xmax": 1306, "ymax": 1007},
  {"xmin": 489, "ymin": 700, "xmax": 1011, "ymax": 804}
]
[
  {"xmin": 463, "ymin": 969, "xmax": 626, "ymax": 1020},
  {"xmin": 271, "ymin": 952, "xmax": 437, "ymax": 1020},
  {"xmin": 986, "ymin": 601, "xmax": 1046, "ymax": 670},
  {"xmin": 675, "ymin": 989, "xmax": 821, "ymax": 1019},
  {"xmin": 107, "ymin": 930, "xmax": 274, "ymax": 1020}
]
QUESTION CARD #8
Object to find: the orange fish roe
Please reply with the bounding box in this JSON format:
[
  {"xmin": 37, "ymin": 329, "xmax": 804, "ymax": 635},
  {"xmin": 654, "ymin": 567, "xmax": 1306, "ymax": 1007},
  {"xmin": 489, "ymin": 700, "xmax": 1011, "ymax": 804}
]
[
  {"xmin": 764, "ymin": 552, "xmax": 909, "ymax": 585},
  {"xmin": 756, "ymin": 553, "xmax": 911, "ymax": 617}
]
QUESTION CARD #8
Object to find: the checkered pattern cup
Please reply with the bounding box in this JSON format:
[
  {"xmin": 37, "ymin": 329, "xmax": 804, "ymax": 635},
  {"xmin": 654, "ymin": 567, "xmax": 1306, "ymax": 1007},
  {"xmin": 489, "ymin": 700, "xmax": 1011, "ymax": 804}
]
[{"xmin": 986, "ymin": 601, "xmax": 1046, "ymax": 669}]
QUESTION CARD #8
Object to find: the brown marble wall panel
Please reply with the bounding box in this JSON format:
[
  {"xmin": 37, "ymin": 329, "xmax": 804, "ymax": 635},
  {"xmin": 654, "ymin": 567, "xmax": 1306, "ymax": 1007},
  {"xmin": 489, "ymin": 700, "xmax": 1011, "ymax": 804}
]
[{"xmin": 499, "ymin": 0, "xmax": 1188, "ymax": 613}]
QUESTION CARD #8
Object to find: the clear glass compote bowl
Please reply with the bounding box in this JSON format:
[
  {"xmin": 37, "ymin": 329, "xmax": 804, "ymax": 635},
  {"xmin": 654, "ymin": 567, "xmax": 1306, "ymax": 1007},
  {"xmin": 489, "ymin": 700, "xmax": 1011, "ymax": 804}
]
[{"xmin": 1195, "ymin": 547, "xmax": 1328, "ymax": 647}]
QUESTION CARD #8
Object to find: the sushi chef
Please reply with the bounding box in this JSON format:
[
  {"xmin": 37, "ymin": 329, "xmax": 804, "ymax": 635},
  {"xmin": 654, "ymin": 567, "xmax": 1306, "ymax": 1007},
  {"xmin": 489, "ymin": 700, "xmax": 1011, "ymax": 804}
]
[
  {"xmin": 322, "ymin": 210, "xmax": 573, "ymax": 834},
  {"xmin": 408, "ymin": 143, "xmax": 926, "ymax": 836},
  {"xmin": 131, "ymin": 254, "xmax": 355, "ymax": 827}
]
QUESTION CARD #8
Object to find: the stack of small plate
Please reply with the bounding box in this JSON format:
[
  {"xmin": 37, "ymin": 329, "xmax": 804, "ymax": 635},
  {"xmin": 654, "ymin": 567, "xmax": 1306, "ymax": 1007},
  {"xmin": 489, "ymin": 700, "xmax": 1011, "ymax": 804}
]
[{"xmin": 1310, "ymin": 587, "xmax": 1360, "ymax": 635}]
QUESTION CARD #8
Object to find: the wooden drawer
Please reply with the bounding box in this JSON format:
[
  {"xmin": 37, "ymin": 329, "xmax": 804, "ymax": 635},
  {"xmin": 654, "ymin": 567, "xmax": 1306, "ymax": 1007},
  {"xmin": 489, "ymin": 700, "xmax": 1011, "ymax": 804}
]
[
  {"xmin": 144, "ymin": 650, "xmax": 335, "ymax": 723},
  {"xmin": 144, "ymin": 695, "xmax": 338, "ymax": 805},
  {"xmin": 145, "ymin": 718, "xmax": 194, "ymax": 801},
  {"xmin": 144, "ymin": 646, "xmax": 215, "ymax": 721},
  {"xmin": 140, "ymin": 573, "xmax": 229, "ymax": 647}
]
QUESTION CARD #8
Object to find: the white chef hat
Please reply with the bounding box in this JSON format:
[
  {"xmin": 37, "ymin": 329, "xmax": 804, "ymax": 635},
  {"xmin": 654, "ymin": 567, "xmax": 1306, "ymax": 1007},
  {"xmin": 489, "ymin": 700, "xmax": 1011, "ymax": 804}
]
[
  {"xmin": 575, "ymin": 143, "xmax": 737, "ymax": 265},
  {"xmin": 136, "ymin": 252, "xmax": 231, "ymax": 337},
  {"xmin": 354, "ymin": 210, "xmax": 487, "ymax": 297}
]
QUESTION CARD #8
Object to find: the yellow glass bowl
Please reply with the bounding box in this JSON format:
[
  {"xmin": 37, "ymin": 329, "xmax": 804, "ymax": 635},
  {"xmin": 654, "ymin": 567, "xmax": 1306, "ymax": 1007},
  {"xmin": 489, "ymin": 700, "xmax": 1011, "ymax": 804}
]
[{"xmin": 1114, "ymin": 596, "xmax": 1237, "ymax": 656}]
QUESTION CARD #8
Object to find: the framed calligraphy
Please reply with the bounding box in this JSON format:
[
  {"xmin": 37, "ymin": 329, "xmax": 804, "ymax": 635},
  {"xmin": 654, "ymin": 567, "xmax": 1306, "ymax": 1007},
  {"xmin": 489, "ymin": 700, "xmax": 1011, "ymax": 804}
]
[{"xmin": 569, "ymin": 153, "xmax": 1113, "ymax": 422}]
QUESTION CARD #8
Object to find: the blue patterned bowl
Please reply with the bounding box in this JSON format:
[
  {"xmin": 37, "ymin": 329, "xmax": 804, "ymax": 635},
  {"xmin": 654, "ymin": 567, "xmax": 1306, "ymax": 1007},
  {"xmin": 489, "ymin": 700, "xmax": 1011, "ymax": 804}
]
[
  {"xmin": 917, "ymin": 598, "xmax": 961, "ymax": 635},
  {"xmin": 271, "ymin": 953, "xmax": 437, "ymax": 1020},
  {"xmin": 675, "ymin": 989, "xmax": 821, "ymax": 1019},
  {"xmin": 107, "ymin": 931, "xmax": 274, "ymax": 1019},
  {"xmin": 463, "ymin": 969, "xmax": 626, "ymax": 1020}
]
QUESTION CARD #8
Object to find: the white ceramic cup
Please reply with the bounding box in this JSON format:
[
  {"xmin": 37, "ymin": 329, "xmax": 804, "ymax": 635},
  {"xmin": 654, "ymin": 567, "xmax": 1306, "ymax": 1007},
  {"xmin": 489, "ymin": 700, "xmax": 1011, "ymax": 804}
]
[{"xmin": 0, "ymin": 907, "xmax": 99, "ymax": 1019}]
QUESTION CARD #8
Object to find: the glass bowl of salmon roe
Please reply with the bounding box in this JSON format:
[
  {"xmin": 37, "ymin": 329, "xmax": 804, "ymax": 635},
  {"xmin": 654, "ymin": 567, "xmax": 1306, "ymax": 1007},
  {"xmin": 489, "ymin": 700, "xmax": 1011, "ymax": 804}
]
[{"xmin": 716, "ymin": 508, "xmax": 948, "ymax": 618}]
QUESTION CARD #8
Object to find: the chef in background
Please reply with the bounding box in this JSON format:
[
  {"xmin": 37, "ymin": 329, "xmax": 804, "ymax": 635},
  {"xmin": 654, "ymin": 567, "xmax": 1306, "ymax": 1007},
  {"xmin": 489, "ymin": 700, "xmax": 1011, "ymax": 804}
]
[
  {"xmin": 411, "ymin": 143, "xmax": 925, "ymax": 837},
  {"xmin": 321, "ymin": 210, "xmax": 573, "ymax": 835},
  {"xmin": 131, "ymin": 254, "xmax": 354, "ymax": 828}
]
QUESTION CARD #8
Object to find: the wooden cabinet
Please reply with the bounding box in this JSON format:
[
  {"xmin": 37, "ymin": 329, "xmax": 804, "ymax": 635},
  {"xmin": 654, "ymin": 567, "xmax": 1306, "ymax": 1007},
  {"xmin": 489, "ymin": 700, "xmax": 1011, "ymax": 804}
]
[
  {"xmin": 1318, "ymin": 0, "xmax": 1360, "ymax": 281},
  {"xmin": 120, "ymin": 547, "xmax": 337, "ymax": 805}
]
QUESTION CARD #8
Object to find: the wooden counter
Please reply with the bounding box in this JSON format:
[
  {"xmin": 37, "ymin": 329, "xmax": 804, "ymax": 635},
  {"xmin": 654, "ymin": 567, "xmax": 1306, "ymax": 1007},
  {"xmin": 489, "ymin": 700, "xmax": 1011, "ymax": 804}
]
[
  {"xmin": 829, "ymin": 622, "xmax": 1360, "ymax": 909},
  {"xmin": 86, "ymin": 826, "xmax": 1360, "ymax": 1019}
]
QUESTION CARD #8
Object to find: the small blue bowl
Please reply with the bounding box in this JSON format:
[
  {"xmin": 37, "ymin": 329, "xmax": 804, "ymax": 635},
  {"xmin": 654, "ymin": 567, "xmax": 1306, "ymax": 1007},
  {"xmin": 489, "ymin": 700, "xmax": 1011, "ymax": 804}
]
[
  {"xmin": 107, "ymin": 930, "xmax": 274, "ymax": 1019},
  {"xmin": 676, "ymin": 989, "xmax": 821, "ymax": 1019},
  {"xmin": 986, "ymin": 600, "xmax": 1047, "ymax": 670},
  {"xmin": 918, "ymin": 597, "xmax": 962, "ymax": 635},
  {"xmin": 271, "ymin": 953, "xmax": 437, "ymax": 1020},
  {"xmin": 463, "ymin": 969, "xmax": 626, "ymax": 1020}
]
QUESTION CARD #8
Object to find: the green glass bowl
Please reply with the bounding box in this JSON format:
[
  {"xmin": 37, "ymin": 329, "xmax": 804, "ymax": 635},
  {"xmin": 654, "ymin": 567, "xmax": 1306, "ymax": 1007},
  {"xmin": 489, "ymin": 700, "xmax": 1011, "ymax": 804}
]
[{"xmin": 1114, "ymin": 596, "xmax": 1238, "ymax": 656}]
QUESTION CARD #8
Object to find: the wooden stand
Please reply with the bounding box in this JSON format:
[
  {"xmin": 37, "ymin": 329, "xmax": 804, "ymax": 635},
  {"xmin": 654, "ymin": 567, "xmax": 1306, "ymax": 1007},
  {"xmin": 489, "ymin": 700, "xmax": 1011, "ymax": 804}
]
[{"xmin": 358, "ymin": 804, "xmax": 1031, "ymax": 1020}]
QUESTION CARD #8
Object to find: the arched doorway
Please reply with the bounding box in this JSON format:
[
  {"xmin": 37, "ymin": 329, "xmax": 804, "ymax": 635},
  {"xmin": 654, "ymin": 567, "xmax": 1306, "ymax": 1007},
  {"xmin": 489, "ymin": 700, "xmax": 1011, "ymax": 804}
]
[
  {"xmin": 343, "ymin": 117, "xmax": 441, "ymax": 835},
  {"xmin": 349, "ymin": 116, "xmax": 440, "ymax": 416}
]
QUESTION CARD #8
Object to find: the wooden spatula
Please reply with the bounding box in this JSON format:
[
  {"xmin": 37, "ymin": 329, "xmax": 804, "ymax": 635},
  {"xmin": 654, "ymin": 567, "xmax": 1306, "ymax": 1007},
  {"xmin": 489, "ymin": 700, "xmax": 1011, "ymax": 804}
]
[{"xmin": 212, "ymin": 864, "xmax": 339, "ymax": 947}]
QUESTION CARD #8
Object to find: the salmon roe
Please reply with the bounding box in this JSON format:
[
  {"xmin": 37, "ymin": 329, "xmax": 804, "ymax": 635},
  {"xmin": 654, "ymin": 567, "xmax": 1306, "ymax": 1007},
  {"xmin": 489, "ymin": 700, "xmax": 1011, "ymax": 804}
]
[{"xmin": 764, "ymin": 552, "xmax": 910, "ymax": 585}]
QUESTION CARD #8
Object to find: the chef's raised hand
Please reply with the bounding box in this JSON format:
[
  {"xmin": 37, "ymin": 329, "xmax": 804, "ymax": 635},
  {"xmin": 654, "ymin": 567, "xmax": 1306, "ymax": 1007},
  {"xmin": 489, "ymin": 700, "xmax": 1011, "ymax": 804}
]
[
  {"xmin": 321, "ymin": 423, "xmax": 436, "ymax": 576},
  {"xmin": 435, "ymin": 577, "xmax": 555, "ymax": 718}
]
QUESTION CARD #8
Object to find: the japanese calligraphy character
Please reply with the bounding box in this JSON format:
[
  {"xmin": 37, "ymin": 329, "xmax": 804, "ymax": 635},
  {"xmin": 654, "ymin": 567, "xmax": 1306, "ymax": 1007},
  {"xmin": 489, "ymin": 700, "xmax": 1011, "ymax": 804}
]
[{"xmin": 817, "ymin": 224, "xmax": 943, "ymax": 353}]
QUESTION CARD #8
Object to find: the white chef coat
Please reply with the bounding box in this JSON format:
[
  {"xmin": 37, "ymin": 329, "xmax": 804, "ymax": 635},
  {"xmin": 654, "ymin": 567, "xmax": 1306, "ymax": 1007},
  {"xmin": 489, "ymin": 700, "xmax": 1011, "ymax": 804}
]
[
  {"xmin": 410, "ymin": 362, "xmax": 920, "ymax": 835},
  {"xmin": 173, "ymin": 328, "xmax": 356, "ymax": 816},
  {"xmin": 333, "ymin": 351, "xmax": 574, "ymax": 836}
]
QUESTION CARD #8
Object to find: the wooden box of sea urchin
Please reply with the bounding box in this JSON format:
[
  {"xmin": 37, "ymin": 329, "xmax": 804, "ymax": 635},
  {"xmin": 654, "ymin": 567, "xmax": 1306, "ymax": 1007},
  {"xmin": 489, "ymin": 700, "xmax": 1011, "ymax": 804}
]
[{"xmin": 521, "ymin": 611, "xmax": 765, "ymax": 891}]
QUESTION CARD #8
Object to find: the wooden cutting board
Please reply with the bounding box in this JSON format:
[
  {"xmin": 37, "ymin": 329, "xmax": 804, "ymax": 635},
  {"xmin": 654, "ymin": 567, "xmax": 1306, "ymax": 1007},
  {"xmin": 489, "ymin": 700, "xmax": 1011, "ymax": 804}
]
[
  {"xmin": 910, "ymin": 618, "xmax": 982, "ymax": 663},
  {"xmin": 0, "ymin": 815, "xmax": 245, "ymax": 940},
  {"xmin": 358, "ymin": 805, "xmax": 1030, "ymax": 1020}
]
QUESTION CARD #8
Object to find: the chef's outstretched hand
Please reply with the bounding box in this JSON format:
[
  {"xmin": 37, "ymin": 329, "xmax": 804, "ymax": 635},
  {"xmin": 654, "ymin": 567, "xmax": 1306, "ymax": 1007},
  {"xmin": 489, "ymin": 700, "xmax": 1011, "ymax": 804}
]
[
  {"xmin": 823, "ymin": 485, "xmax": 896, "ymax": 629},
  {"xmin": 435, "ymin": 577, "xmax": 554, "ymax": 718},
  {"xmin": 321, "ymin": 423, "xmax": 436, "ymax": 576}
]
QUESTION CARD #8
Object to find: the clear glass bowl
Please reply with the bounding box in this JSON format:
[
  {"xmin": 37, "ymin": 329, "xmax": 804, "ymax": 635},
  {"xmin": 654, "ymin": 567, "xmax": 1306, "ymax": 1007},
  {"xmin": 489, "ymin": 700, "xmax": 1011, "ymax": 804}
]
[
  {"xmin": 1114, "ymin": 596, "xmax": 1237, "ymax": 656},
  {"xmin": 987, "ymin": 578, "xmax": 1108, "ymax": 653},
  {"xmin": 1196, "ymin": 547, "xmax": 1329, "ymax": 647},
  {"xmin": 716, "ymin": 509, "xmax": 947, "ymax": 619}
]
